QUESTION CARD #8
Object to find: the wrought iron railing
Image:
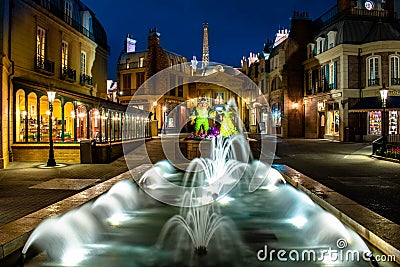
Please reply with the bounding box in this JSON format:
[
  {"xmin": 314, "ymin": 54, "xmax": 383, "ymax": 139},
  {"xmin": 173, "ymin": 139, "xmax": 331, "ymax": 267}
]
[
  {"xmin": 368, "ymin": 78, "xmax": 380, "ymax": 86},
  {"xmin": 80, "ymin": 74, "xmax": 93, "ymax": 86},
  {"xmin": 34, "ymin": 55, "xmax": 55, "ymax": 74},
  {"xmin": 61, "ymin": 67, "xmax": 76, "ymax": 81},
  {"xmin": 391, "ymin": 78, "xmax": 400, "ymax": 86}
]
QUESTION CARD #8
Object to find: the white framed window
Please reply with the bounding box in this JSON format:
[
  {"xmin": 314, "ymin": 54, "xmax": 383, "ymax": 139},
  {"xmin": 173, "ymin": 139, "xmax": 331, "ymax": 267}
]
[
  {"xmin": 316, "ymin": 37, "xmax": 325, "ymax": 54},
  {"xmin": 64, "ymin": 0, "xmax": 73, "ymax": 24},
  {"xmin": 307, "ymin": 43, "xmax": 315, "ymax": 58},
  {"xmin": 139, "ymin": 57, "xmax": 145, "ymax": 68},
  {"xmin": 390, "ymin": 55, "xmax": 400, "ymax": 86},
  {"xmin": 36, "ymin": 26, "xmax": 46, "ymax": 58},
  {"xmin": 329, "ymin": 61, "xmax": 337, "ymax": 90},
  {"xmin": 80, "ymin": 51, "xmax": 86, "ymax": 75},
  {"xmin": 367, "ymin": 56, "xmax": 380, "ymax": 86},
  {"xmin": 61, "ymin": 40, "xmax": 68, "ymax": 69},
  {"xmin": 327, "ymin": 31, "xmax": 337, "ymax": 49},
  {"xmin": 82, "ymin": 11, "xmax": 92, "ymax": 37}
]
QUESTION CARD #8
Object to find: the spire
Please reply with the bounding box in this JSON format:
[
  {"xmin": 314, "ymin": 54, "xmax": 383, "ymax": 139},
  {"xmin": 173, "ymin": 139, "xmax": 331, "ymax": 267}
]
[{"xmin": 202, "ymin": 22, "xmax": 209, "ymax": 68}]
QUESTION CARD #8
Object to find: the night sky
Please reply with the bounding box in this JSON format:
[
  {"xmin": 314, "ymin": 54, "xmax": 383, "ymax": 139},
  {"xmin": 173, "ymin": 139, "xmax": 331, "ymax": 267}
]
[{"xmin": 86, "ymin": 0, "xmax": 337, "ymax": 80}]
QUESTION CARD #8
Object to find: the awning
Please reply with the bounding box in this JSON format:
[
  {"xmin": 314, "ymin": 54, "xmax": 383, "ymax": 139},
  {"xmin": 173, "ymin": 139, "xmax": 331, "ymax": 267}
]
[{"xmin": 349, "ymin": 96, "xmax": 400, "ymax": 112}]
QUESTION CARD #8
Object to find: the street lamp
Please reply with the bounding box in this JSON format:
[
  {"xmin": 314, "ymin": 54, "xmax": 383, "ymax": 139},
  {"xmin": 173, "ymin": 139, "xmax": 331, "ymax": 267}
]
[
  {"xmin": 47, "ymin": 90, "xmax": 57, "ymax": 166},
  {"xmin": 162, "ymin": 105, "xmax": 167, "ymax": 134},
  {"xmin": 153, "ymin": 101, "xmax": 157, "ymax": 120},
  {"xmin": 379, "ymin": 83, "xmax": 389, "ymax": 145}
]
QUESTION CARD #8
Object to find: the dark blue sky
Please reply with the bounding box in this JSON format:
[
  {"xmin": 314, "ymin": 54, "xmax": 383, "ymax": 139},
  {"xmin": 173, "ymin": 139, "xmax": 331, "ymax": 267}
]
[{"xmin": 86, "ymin": 0, "xmax": 337, "ymax": 80}]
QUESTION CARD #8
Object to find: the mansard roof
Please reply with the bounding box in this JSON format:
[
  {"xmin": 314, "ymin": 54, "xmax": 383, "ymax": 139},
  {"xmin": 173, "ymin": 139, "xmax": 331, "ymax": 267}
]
[{"xmin": 320, "ymin": 19, "xmax": 400, "ymax": 44}]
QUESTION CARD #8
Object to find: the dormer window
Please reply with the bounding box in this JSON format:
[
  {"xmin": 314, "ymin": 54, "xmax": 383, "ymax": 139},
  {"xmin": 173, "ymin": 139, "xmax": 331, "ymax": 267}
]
[
  {"xmin": 307, "ymin": 43, "xmax": 315, "ymax": 58},
  {"xmin": 82, "ymin": 11, "xmax": 93, "ymax": 37},
  {"xmin": 64, "ymin": 0, "xmax": 73, "ymax": 25},
  {"xmin": 316, "ymin": 37, "xmax": 325, "ymax": 54},
  {"xmin": 327, "ymin": 31, "xmax": 337, "ymax": 49}
]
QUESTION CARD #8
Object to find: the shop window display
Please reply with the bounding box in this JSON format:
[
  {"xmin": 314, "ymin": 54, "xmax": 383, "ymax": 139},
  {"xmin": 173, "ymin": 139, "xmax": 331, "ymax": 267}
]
[{"xmin": 369, "ymin": 111, "xmax": 382, "ymax": 135}]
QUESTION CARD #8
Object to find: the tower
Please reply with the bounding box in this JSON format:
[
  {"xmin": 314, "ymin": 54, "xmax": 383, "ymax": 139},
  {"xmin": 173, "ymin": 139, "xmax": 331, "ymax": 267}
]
[{"xmin": 202, "ymin": 22, "xmax": 209, "ymax": 68}]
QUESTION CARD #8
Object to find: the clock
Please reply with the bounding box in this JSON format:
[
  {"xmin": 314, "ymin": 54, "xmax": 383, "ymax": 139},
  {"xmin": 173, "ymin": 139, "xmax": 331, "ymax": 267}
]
[{"xmin": 365, "ymin": 0, "xmax": 374, "ymax": 10}]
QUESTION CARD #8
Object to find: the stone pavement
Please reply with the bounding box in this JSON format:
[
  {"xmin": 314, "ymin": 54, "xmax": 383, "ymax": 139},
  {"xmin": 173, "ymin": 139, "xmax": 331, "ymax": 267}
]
[{"xmin": 0, "ymin": 136, "xmax": 399, "ymax": 265}]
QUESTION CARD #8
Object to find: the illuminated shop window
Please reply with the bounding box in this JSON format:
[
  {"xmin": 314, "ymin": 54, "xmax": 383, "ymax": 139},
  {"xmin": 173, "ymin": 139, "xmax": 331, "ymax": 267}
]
[{"xmin": 369, "ymin": 111, "xmax": 382, "ymax": 135}]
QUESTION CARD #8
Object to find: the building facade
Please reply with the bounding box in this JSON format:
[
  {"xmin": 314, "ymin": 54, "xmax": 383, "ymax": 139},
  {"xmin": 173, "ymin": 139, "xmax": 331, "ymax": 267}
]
[
  {"xmin": 305, "ymin": 0, "xmax": 400, "ymax": 142},
  {"xmin": 0, "ymin": 0, "xmax": 149, "ymax": 168},
  {"xmin": 244, "ymin": 0, "xmax": 400, "ymax": 142},
  {"xmin": 117, "ymin": 29, "xmax": 190, "ymax": 133}
]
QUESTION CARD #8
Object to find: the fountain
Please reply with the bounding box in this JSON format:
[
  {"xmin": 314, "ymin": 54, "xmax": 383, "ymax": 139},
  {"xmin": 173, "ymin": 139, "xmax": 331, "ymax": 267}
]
[
  {"xmin": 21, "ymin": 132, "xmax": 377, "ymax": 267},
  {"xmin": 21, "ymin": 63, "xmax": 379, "ymax": 266}
]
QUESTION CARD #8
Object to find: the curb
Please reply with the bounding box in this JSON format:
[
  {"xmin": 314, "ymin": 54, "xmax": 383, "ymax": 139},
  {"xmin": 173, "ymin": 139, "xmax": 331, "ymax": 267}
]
[
  {"xmin": 371, "ymin": 154, "xmax": 400, "ymax": 164},
  {"xmin": 274, "ymin": 164, "xmax": 400, "ymax": 264},
  {"xmin": 0, "ymin": 164, "xmax": 152, "ymax": 260}
]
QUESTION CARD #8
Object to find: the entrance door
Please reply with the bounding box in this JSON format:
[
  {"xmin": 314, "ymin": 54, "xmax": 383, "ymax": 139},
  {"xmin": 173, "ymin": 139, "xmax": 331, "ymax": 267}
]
[{"xmin": 319, "ymin": 113, "xmax": 325, "ymax": 138}]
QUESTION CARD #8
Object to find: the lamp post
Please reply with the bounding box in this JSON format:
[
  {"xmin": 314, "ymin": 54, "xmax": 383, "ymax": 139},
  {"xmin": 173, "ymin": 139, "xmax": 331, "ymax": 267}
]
[
  {"xmin": 47, "ymin": 90, "xmax": 57, "ymax": 166},
  {"xmin": 162, "ymin": 105, "xmax": 167, "ymax": 134},
  {"xmin": 153, "ymin": 101, "xmax": 157, "ymax": 120},
  {"xmin": 379, "ymin": 83, "xmax": 389, "ymax": 146}
]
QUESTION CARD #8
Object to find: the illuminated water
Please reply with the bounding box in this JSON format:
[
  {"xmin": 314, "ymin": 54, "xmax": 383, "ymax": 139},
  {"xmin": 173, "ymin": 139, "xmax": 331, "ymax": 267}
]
[{"xmin": 22, "ymin": 135, "xmax": 375, "ymax": 267}]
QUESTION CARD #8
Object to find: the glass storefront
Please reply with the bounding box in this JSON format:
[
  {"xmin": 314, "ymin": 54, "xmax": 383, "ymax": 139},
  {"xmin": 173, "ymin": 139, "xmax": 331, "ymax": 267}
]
[
  {"xmin": 327, "ymin": 103, "xmax": 339, "ymax": 135},
  {"xmin": 389, "ymin": 111, "xmax": 398, "ymax": 135},
  {"xmin": 369, "ymin": 111, "xmax": 382, "ymax": 135},
  {"xmin": 15, "ymin": 88, "xmax": 150, "ymax": 144}
]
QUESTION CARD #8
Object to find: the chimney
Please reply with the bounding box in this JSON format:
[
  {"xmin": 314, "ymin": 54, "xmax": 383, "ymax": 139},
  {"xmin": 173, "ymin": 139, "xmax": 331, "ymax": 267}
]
[
  {"xmin": 124, "ymin": 34, "xmax": 136, "ymax": 53},
  {"xmin": 148, "ymin": 28, "xmax": 160, "ymax": 48}
]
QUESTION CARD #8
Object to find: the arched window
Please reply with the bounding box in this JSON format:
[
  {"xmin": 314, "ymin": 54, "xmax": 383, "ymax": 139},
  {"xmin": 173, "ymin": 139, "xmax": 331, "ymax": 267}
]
[
  {"xmin": 90, "ymin": 108, "xmax": 100, "ymax": 140},
  {"xmin": 16, "ymin": 89, "xmax": 26, "ymax": 142},
  {"xmin": 367, "ymin": 56, "xmax": 380, "ymax": 86},
  {"xmin": 76, "ymin": 105, "xmax": 87, "ymax": 140},
  {"xmin": 64, "ymin": 102, "xmax": 75, "ymax": 141},
  {"xmin": 27, "ymin": 92, "xmax": 38, "ymax": 142}
]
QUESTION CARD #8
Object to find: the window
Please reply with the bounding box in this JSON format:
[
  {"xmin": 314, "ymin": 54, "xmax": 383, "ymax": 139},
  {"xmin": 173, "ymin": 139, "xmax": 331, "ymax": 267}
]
[
  {"xmin": 36, "ymin": 27, "xmax": 46, "ymax": 59},
  {"xmin": 327, "ymin": 31, "xmax": 337, "ymax": 49},
  {"xmin": 123, "ymin": 74, "xmax": 131, "ymax": 89},
  {"xmin": 327, "ymin": 103, "xmax": 339, "ymax": 135},
  {"xmin": 329, "ymin": 62, "xmax": 337, "ymax": 90},
  {"xmin": 64, "ymin": 0, "xmax": 73, "ymax": 24},
  {"xmin": 369, "ymin": 111, "xmax": 382, "ymax": 135},
  {"xmin": 80, "ymin": 51, "xmax": 86, "ymax": 75},
  {"xmin": 139, "ymin": 57, "xmax": 145, "ymax": 67},
  {"xmin": 368, "ymin": 56, "xmax": 380, "ymax": 86},
  {"xmin": 136, "ymin": 72, "xmax": 145, "ymax": 88},
  {"xmin": 82, "ymin": 11, "xmax": 92, "ymax": 37},
  {"xmin": 316, "ymin": 37, "xmax": 325, "ymax": 54},
  {"xmin": 307, "ymin": 43, "xmax": 315, "ymax": 58},
  {"xmin": 61, "ymin": 41, "xmax": 68, "ymax": 69},
  {"xmin": 390, "ymin": 55, "xmax": 400, "ymax": 86}
]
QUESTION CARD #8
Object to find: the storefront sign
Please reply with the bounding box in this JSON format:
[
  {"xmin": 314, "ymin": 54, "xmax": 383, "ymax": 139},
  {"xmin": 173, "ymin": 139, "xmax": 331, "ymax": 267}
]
[{"xmin": 331, "ymin": 92, "xmax": 342, "ymax": 98}]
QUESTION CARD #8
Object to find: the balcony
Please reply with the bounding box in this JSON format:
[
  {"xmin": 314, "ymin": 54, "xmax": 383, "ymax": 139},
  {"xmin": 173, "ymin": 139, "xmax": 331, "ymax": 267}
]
[
  {"xmin": 60, "ymin": 67, "xmax": 76, "ymax": 82},
  {"xmin": 33, "ymin": 0, "xmax": 109, "ymax": 52},
  {"xmin": 80, "ymin": 74, "xmax": 93, "ymax": 86},
  {"xmin": 391, "ymin": 78, "xmax": 400, "ymax": 86},
  {"xmin": 368, "ymin": 78, "xmax": 380, "ymax": 87},
  {"xmin": 34, "ymin": 56, "xmax": 55, "ymax": 75}
]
